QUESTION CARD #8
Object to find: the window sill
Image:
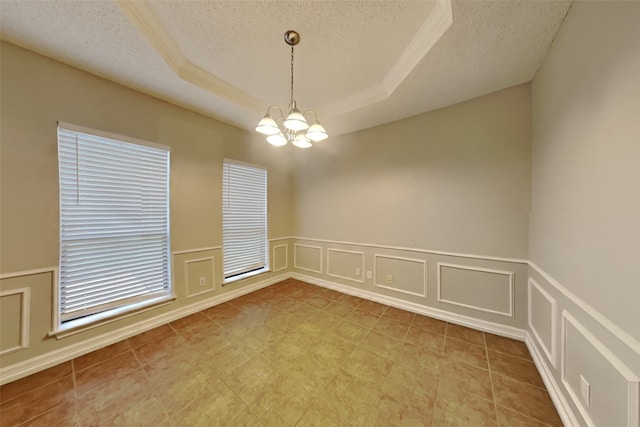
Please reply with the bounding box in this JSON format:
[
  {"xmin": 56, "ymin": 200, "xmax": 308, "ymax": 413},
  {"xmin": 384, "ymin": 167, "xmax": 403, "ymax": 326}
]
[
  {"xmin": 223, "ymin": 267, "xmax": 270, "ymax": 286},
  {"xmin": 49, "ymin": 294, "xmax": 176, "ymax": 339}
]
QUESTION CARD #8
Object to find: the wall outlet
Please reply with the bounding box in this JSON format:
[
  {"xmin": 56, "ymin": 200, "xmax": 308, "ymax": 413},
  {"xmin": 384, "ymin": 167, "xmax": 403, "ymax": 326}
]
[
  {"xmin": 386, "ymin": 275, "xmax": 393, "ymax": 285},
  {"xmin": 366, "ymin": 270, "xmax": 372, "ymax": 279},
  {"xmin": 580, "ymin": 374, "xmax": 590, "ymax": 407},
  {"xmin": 355, "ymin": 267, "xmax": 361, "ymax": 276},
  {"xmin": 199, "ymin": 276, "xmax": 206, "ymax": 287}
]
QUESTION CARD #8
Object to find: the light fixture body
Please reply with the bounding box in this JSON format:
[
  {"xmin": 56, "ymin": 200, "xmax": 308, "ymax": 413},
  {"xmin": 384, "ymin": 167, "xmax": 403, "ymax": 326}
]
[{"xmin": 256, "ymin": 30, "xmax": 327, "ymax": 147}]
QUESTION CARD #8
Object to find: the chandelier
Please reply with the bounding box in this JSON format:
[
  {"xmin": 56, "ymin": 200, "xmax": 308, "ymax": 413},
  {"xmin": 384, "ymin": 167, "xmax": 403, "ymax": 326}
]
[{"xmin": 255, "ymin": 30, "xmax": 328, "ymax": 148}]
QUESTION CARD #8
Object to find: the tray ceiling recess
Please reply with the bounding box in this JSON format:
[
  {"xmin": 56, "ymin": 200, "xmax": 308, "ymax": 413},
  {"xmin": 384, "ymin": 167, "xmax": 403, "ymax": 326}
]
[{"xmin": 0, "ymin": 0, "xmax": 572, "ymax": 137}]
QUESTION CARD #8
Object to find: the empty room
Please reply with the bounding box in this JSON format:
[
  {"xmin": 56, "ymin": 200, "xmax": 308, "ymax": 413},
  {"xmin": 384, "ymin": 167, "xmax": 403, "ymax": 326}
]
[{"xmin": 0, "ymin": 0, "xmax": 638, "ymax": 426}]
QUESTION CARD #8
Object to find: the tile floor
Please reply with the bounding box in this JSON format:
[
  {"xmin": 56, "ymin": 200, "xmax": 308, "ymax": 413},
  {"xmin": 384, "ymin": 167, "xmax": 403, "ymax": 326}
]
[{"xmin": 0, "ymin": 279, "xmax": 563, "ymax": 426}]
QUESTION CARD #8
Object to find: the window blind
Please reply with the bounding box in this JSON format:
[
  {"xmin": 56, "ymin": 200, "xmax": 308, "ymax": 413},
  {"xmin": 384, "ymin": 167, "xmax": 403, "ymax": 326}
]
[
  {"xmin": 57, "ymin": 124, "xmax": 171, "ymax": 322},
  {"xmin": 222, "ymin": 160, "xmax": 268, "ymax": 279}
]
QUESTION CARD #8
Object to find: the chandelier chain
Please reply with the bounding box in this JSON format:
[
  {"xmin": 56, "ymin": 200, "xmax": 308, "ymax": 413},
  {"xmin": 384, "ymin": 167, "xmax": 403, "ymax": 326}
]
[{"xmin": 290, "ymin": 45, "xmax": 295, "ymax": 108}]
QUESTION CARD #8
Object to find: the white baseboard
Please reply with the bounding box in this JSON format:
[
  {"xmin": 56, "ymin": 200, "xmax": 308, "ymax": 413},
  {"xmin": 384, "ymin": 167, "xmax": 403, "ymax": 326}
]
[
  {"xmin": 0, "ymin": 272, "xmax": 289, "ymax": 385},
  {"xmin": 526, "ymin": 333, "xmax": 580, "ymax": 427},
  {"xmin": 291, "ymin": 272, "xmax": 527, "ymax": 341}
]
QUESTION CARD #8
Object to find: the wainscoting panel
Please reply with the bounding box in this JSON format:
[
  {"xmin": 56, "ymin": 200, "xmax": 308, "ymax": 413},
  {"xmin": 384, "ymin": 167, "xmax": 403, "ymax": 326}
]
[
  {"xmin": 327, "ymin": 248, "xmax": 365, "ymax": 284},
  {"xmin": 272, "ymin": 244, "xmax": 288, "ymax": 272},
  {"xmin": 294, "ymin": 244, "xmax": 323, "ymax": 274},
  {"xmin": 0, "ymin": 288, "xmax": 30, "ymax": 356},
  {"xmin": 437, "ymin": 263, "xmax": 514, "ymax": 317},
  {"xmin": 529, "ymin": 277, "xmax": 557, "ymax": 367},
  {"xmin": 184, "ymin": 257, "xmax": 216, "ymax": 298},
  {"xmin": 561, "ymin": 311, "xmax": 639, "ymax": 427},
  {"xmin": 374, "ymin": 254, "xmax": 426, "ymax": 297}
]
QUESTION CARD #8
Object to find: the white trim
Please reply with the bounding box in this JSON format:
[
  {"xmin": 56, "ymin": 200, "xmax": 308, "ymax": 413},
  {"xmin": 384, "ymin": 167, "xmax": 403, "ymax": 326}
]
[
  {"xmin": 50, "ymin": 295, "xmax": 176, "ymax": 339},
  {"xmin": 57, "ymin": 121, "xmax": 170, "ymax": 151},
  {"xmin": 437, "ymin": 262, "xmax": 514, "ymax": 318},
  {"xmin": 526, "ymin": 333, "xmax": 580, "ymax": 427},
  {"xmin": 561, "ymin": 310, "xmax": 639, "ymax": 427},
  {"xmin": 184, "ymin": 256, "xmax": 216, "ymax": 298},
  {"xmin": 0, "ymin": 288, "xmax": 30, "ymax": 356},
  {"xmin": 373, "ymin": 253, "xmax": 426, "ymax": 298},
  {"xmin": 272, "ymin": 244, "xmax": 288, "ymax": 272},
  {"xmin": 172, "ymin": 246, "xmax": 220, "ymax": 256},
  {"xmin": 269, "ymin": 237, "xmax": 292, "ymax": 242},
  {"xmin": 293, "ymin": 244, "xmax": 323, "ymax": 274},
  {"xmin": 0, "ymin": 272, "xmax": 289, "ymax": 386},
  {"xmin": 529, "ymin": 262, "xmax": 640, "ymax": 355},
  {"xmin": 293, "ymin": 236, "xmax": 527, "ymax": 264},
  {"xmin": 326, "ymin": 248, "xmax": 365, "ymax": 284},
  {"xmin": 528, "ymin": 277, "xmax": 557, "ymax": 368},
  {"xmin": 0, "ymin": 267, "xmax": 58, "ymax": 280},
  {"xmin": 291, "ymin": 272, "xmax": 526, "ymax": 341}
]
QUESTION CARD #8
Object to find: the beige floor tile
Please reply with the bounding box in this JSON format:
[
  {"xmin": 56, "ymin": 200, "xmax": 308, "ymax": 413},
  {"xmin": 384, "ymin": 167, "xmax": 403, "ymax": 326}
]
[
  {"xmin": 492, "ymin": 373, "xmax": 563, "ymax": 427},
  {"xmin": 446, "ymin": 322, "xmax": 485, "ymax": 346},
  {"xmin": 489, "ymin": 349, "xmax": 545, "ymax": 388},
  {"xmin": 372, "ymin": 316, "xmax": 410, "ymax": 339},
  {"xmin": 443, "ymin": 336, "xmax": 488, "ymax": 369},
  {"xmin": 381, "ymin": 306, "xmax": 415, "ymax": 325},
  {"xmin": 0, "ymin": 376, "xmax": 75, "ymax": 427},
  {"xmin": 358, "ymin": 300, "xmax": 388, "ymax": 316},
  {"xmin": 432, "ymin": 389, "xmax": 498, "ymax": 426},
  {"xmin": 0, "ymin": 362, "xmax": 72, "ymax": 404},
  {"xmin": 438, "ymin": 359, "xmax": 493, "ymax": 401},
  {"xmin": 496, "ymin": 404, "xmax": 557, "ymax": 427},
  {"xmin": 346, "ymin": 308, "xmax": 382, "ymax": 328},
  {"xmin": 3, "ymin": 279, "xmax": 563, "ymax": 427},
  {"xmin": 485, "ymin": 334, "xmax": 532, "ymax": 360},
  {"xmin": 411, "ymin": 314, "xmax": 447, "ymax": 335}
]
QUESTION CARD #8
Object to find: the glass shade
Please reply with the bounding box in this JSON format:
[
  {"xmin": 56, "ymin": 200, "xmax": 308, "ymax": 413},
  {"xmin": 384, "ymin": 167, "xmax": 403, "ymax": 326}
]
[
  {"xmin": 256, "ymin": 115, "xmax": 280, "ymax": 135},
  {"xmin": 266, "ymin": 132, "xmax": 288, "ymax": 147},
  {"xmin": 283, "ymin": 108, "xmax": 309, "ymax": 131},
  {"xmin": 305, "ymin": 123, "xmax": 328, "ymax": 142},
  {"xmin": 292, "ymin": 134, "xmax": 312, "ymax": 148}
]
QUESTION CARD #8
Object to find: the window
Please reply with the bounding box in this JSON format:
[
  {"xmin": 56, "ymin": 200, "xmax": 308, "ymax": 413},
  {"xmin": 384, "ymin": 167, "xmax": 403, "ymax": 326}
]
[
  {"xmin": 222, "ymin": 160, "xmax": 268, "ymax": 281},
  {"xmin": 57, "ymin": 122, "xmax": 171, "ymax": 325}
]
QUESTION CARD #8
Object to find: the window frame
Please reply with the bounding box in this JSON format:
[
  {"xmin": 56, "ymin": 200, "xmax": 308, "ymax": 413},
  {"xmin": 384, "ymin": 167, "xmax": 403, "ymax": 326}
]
[
  {"xmin": 221, "ymin": 159, "xmax": 269, "ymax": 284},
  {"xmin": 53, "ymin": 122, "xmax": 174, "ymax": 336}
]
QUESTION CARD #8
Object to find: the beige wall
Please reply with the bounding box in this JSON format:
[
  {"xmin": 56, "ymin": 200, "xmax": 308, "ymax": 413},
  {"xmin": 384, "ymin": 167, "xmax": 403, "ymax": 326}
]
[
  {"xmin": 527, "ymin": 2, "xmax": 640, "ymax": 425},
  {"xmin": 530, "ymin": 1, "xmax": 640, "ymax": 343},
  {"xmin": 0, "ymin": 41, "xmax": 293, "ymax": 272},
  {"xmin": 293, "ymin": 83, "xmax": 532, "ymax": 260},
  {"xmin": 0, "ymin": 41, "xmax": 294, "ymax": 371}
]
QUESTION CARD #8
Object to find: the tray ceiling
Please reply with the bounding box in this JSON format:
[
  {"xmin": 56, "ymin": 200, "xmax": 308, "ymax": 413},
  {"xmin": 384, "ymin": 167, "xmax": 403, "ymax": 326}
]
[{"xmin": 0, "ymin": 0, "xmax": 571, "ymax": 137}]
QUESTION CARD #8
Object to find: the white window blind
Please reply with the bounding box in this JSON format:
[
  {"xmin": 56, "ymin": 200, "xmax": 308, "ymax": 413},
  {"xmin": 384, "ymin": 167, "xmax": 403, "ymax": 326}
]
[
  {"xmin": 57, "ymin": 123, "xmax": 171, "ymax": 322},
  {"xmin": 222, "ymin": 160, "xmax": 268, "ymax": 279}
]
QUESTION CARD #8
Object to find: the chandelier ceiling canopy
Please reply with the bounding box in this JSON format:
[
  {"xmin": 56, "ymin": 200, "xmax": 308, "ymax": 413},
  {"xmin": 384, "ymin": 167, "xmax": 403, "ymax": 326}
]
[{"xmin": 255, "ymin": 30, "xmax": 328, "ymax": 149}]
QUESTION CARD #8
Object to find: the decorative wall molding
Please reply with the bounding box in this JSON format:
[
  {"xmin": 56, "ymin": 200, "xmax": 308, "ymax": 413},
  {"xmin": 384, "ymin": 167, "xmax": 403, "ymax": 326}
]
[
  {"xmin": 0, "ymin": 287, "xmax": 30, "ymax": 356},
  {"xmin": 184, "ymin": 256, "xmax": 216, "ymax": 298},
  {"xmin": 293, "ymin": 244, "xmax": 323, "ymax": 274},
  {"xmin": 272, "ymin": 244, "xmax": 288, "ymax": 272},
  {"xmin": 373, "ymin": 253, "xmax": 426, "ymax": 298},
  {"xmin": 560, "ymin": 310, "xmax": 639, "ymax": 427},
  {"xmin": 326, "ymin": 248, "xmax": 365, "ymax": 284},
  {"xmin": 528, "ymin": 277, "xmax": 557, "ymax": 368},
  {"xmin": 529, "ymin": 261, "xmax": 640, "ymax": 356},
  {"xmin": 293, "ymin": 236, "xmax": 528, "ymax": 264},
  {"xmin": 292, "ymin": 271, "xmax": 526, "ymax": 341},
  {"xmin": 437, "ymin": 262, "xmax": 514, "ymax": 318}
]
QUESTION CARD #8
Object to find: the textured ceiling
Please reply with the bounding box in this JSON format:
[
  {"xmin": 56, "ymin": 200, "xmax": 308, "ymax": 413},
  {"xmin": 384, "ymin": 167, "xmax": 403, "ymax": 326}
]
[{"xmin": 0, "ymin": 0, "xmax": 571, "ymax": 138}]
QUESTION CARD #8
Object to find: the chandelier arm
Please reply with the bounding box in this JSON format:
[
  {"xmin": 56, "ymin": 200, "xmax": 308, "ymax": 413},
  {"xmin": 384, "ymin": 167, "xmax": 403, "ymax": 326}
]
[
  {"xmin": 301, "ymin": 110, "xmax": 319, "ymax": 123},
  {"xmin": 266, "ymin": 104, "xmax": 285, "ymax": 121}
]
